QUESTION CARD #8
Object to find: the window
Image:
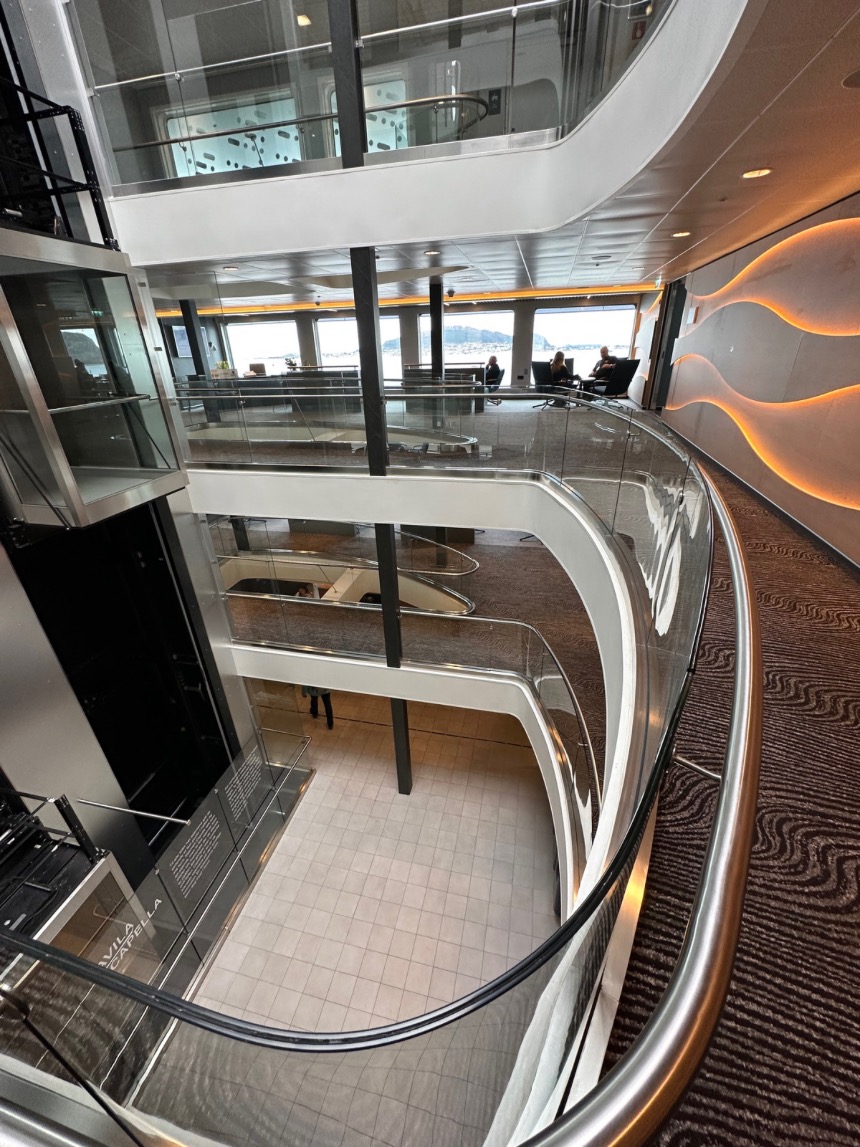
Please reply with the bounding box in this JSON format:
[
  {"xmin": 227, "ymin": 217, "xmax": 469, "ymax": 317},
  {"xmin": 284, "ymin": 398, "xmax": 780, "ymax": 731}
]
[
  {"xmin": 419, "ymin": 310, "xmax": 514, "ymax": 383},
  {"xmin": 380, "ymin": 316, "xmax": 402, "ymax": 380},
  {"xmin": 224, "ymin": 321, "xmax": 300, "ymax": 375},
  {"xmin": 532, "ymin": 306, "xmax": 635, "ymax": 377},
  {"xmin": 317, "ymin": 315, "xmax": 402, "ymax": 379}
]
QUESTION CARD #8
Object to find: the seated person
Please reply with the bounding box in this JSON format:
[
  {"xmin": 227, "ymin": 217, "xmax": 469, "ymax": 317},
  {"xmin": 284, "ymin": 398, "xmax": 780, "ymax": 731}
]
[
  {"xmin": 485, "ymin": 355, "xmax": 501, "ymax": 391},
  {"xmin": 485, "ymin": 355, "xmax": 504, "ymax": 405},
  {"xmin": 589, "ymin": 346, "xmax": 618, "ymax": 382},
  {"xmin": 548, "ymin": 351, "xmax": 581, "ymax": 406}
]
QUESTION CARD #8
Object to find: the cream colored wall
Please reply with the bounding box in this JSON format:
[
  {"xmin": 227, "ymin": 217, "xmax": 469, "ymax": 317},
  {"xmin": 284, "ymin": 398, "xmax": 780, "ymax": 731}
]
[
  {"xmin": 663, "ymin": 194, "xmax": 860, "ymax": 566},
  {"xmin": 629, "ymin": 290, "xmax": 662, "ymax": 406}
]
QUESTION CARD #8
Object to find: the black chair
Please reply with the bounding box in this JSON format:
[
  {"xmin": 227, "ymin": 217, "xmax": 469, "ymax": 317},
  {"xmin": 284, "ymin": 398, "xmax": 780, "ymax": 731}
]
[
  {"xmin": 486, "ymin": 367, "xmax": 505, "ymax": 404},
  {"xmin": 592, "ymin": 358, "xmax": 640, "ymax": 399},
  {"xmin": 531, "ymin": 360, "xmax": 559, "ymax": 408}
]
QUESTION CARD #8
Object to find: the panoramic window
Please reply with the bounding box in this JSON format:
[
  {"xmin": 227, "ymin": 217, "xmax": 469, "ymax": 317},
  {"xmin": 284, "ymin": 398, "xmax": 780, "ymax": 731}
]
[
  {"xmin": 224, "ymin": 321, "xmax": 300, "ymax": 375},
  {"xmin": 532, "ymin": 306, "xmax": 635, "ymax": 377},
  {"xmin": 317, "ymin": 315, "xmax": 402, "ymax": 378},
  {"xmin": 419, "ymin": 311, "xmax": 514, "ymax": 382}
]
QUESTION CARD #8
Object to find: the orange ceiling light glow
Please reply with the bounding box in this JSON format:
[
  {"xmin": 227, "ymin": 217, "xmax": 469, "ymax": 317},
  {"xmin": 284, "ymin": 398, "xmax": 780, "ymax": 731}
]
[
  {"xmin": 154, "ymin": 283, "xmax": 653, "ymax": 319},
  {"xmin": 668, "ymin": 354, "xmax": 860, "ymax": 509},
  {"xmin": 690, "ymin": 218, "xmax": 860, "ymax": 334}
]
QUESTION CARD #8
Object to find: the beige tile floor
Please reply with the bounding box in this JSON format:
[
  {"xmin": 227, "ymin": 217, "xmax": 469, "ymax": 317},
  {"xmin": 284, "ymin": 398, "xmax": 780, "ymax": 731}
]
[{"xmin": 194, "ymin": 692, "xmax": 557, "ymax": 1031}]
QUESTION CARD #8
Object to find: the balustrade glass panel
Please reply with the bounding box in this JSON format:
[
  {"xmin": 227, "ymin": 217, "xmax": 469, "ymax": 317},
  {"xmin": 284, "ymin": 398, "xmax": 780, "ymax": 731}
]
[
  {"xmin": 70, "ymin": 0, "xmax": 670, "ymax": 187},
  {"xmin": 74, "ymin": 0, "xmax": 335, "ymax": 185}
]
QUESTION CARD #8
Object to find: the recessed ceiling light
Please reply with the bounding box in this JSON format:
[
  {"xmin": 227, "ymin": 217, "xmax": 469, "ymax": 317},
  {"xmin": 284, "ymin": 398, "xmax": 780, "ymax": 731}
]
[
  {"xmin": 424, "ymin": 249, "xmax": 440, "ymax": 255},
  {"xmin": 841, "ymin": 67, "xmax": 860, "ymax": 88},
  {"xmin": 742, "ymin": 167, "xmax": 772, "ymax": 179},
  {"xmin": 297, "ymin": 14, "xmax": 311, "ymax": 26},
  {"xmin": 672, "ymin": 231, "xmax": 691, "ymax": 238},
  {"xmin": 222, "ymin": 265, "xmax": 239, "ymax": 271}
]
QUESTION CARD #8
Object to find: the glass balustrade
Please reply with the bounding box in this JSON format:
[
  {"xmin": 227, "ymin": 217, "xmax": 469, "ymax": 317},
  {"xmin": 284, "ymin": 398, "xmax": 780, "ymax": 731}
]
[
  {"xmin": 179, "ymin": 386, "xmax": 710, "ymax": 724},
  {"xmin": 0, "ymin": 379, "xmax": 717, "ymax": 1147},
  {"xmin": 67, "ymin": 0, "xmax": 670, "ymax": 189},
  {"xmin": 0, "ymin": 802, "xmax": 650, "ymax": 1147},
  {"xmin": 207, "ymin": 514, "xmax": 479, "ymax": 605},
  {"xmin": 174, "ymin": 382, "xmax": 369, "ymax": 469},
  {"xmin": 181, "ymin": 383, "xmax": 709, "ymax": 842}
]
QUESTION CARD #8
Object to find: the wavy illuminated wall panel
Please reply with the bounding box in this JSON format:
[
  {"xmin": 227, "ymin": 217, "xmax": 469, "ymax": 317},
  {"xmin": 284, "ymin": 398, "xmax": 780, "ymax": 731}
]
[
  {"xmin": 668, "ymin": 356, "xmax": 860, "ymax": 509},
  {"xmin": 664, "ymin": 196, "xmax": 860, "ymax": 565},
  {"xmin": 691, "ymin": 218, "xmax": 860, "ymax": 335}
]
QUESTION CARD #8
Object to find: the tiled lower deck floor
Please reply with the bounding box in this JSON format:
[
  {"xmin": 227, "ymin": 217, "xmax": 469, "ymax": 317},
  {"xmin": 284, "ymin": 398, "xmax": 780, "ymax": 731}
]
[{"xmin": 195, "ymin": 693, "xmax": 557, "ymax": 1031}]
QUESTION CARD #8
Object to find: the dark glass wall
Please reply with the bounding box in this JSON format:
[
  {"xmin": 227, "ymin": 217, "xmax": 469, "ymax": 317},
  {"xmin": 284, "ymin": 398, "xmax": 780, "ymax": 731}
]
[{"xmin": 4, "ymin": 499, "xmax": 237, "ymax": 853}]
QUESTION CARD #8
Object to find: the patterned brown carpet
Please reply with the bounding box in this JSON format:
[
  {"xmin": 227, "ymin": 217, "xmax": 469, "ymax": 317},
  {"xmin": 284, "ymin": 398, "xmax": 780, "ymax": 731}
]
[{"xmin": 604, "ymin": 467, "xmax": 860, "ymax": 1145}]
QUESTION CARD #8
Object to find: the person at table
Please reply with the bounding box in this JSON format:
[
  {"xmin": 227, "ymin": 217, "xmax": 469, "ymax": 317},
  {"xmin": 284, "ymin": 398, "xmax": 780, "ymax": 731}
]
[
  {"xmin": 590, "ymin": 347, "xmax": 618, "ymax": 381},
  {"xmin": 548, "ymin": 351, "xmax": 582, "ymax": 405},
  {"xmin": 485, "ymin": 355, "xmax": 503, "ymax": 405},
  {"xmin": 485, "ymin": 355, "xmax": 501, "ymax": 390}
]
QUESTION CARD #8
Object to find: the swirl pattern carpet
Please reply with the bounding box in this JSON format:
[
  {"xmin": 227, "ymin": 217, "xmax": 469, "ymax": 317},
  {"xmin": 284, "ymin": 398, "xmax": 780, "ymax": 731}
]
[{"xmin": 604, "ymin": 467, "xmax": 860, "ymax": 1145}]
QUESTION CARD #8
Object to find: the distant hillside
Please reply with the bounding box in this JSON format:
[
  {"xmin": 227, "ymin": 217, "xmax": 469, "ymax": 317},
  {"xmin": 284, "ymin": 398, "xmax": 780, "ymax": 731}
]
[
  {"xmin": 378, "ymin": 328, "xmax": 619, "ymax": 355},
  {"xmin": 382, "ymin": 325, "xmax": 553, "ymax": 353},
  {"xmin": 62, "ymin": 330, "xmax": 103, "ymax": 363}
]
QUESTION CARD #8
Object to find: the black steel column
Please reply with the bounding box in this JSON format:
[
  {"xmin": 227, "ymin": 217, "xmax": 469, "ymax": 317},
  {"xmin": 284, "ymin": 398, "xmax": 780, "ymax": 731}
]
[
  {"xmin": 374, "ymin": 519, "xmax": 412, "ymax": 795},
  {"xmin": 429, "ymin": 278, "xmax": 444, "ymax": 379},
  {"xmin": 448, "ymin": 0, "xmax": 463, "ymax": 48},
  {"xmin": 327, "ymin": 0, "xmax": 367, "ymax": 170},
  {"xmin": 179, "ymin": 301, "xmax": 209, "ymax": 379},
  {"xmin": 648, "ymin": 280, "xmax": 687, "ymax": 411},
  {"xmin": 180, "ymin": 300, "xmax": 220, "ymax": 423},
  {"xmin": 329, "ymin": 0, "xmax": 412, "ymax": 792},
  {"xmin": 230, "ymin": 517, "xmax": 250, "ymax": 551},
  {"xmin": 351, "ymin": 248, "xmax": 388, "ymax": 476}
]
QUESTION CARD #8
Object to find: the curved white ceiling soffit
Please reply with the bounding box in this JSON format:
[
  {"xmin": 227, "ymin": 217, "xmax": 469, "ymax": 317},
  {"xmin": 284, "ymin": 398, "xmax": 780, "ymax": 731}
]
[{"xmin": 112, "ymin": 0, "xmax": 760, "ymax": 266}]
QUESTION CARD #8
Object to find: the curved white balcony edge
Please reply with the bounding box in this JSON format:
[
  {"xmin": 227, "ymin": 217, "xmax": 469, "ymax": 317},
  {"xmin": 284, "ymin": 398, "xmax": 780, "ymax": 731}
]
[
  {"xmin": 111, "ymin": 0, "xmax": 758, "ymax": 264},
  {"xmin": 187, "ymin": 465, "xmax": 645, "ymax": 929}
]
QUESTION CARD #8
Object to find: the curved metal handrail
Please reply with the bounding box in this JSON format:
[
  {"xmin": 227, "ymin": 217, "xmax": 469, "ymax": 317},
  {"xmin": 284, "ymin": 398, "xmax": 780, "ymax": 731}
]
[
  {"xmin": 0, "ymin": 457, "xmax": 691, "ymax": 1051},
  {"xmin": 0, "ymin": 416, "xmax": 751, "ymax": 1147},
  {"xmin": 89, "ymin": 1, "xmax": 563, "ymax": 92},
  {"xmin": 224, "ymin": 558, "xmax": 477, "ymax": 615},
  {"xmin": 522, "ymin": 465, "xmax": 761, "ymax": 1145},
  {"xmin": 355, "ymin": 523, "xmax": 480, "ymax": 579},
  {"xmin": 112, "ymin": 94, "xmax": 489, "ymax": 156},
  {"xmin": 0, "ymin": 655, "xmax": 677, "ymax": 1055},
  {"xmin": 213, "ymin": 520, "xmax": 480, "ymax": 580}
]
